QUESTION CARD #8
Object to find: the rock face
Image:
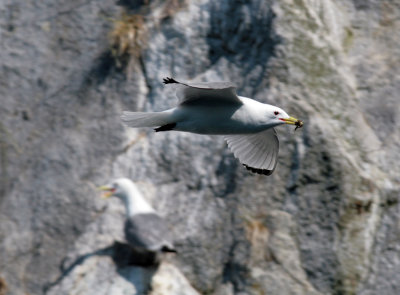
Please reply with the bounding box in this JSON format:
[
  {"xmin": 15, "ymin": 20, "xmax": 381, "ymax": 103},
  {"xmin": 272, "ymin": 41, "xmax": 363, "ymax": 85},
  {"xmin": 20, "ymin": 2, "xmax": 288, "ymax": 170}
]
[{"xmin": 1, "ymin": 0, "xmax": 399, "ymax": 294}]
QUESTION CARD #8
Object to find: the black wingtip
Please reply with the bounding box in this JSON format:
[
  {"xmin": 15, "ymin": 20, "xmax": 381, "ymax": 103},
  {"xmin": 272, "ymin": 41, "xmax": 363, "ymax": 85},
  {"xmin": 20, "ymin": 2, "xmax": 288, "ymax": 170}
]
[
  {"xmin": 161, "ymin": 246, "xmax": 178, "ymax": 253},
  {"xmin": 154, "ymin": 123, "xmax": 176, "ymax": 132},
  {"xmin": 243, "ymin": 164, "xmax": 273, "ymax": 176},
  {"xmin": 163, "ymin": 77, "xmax": 179, "ymax": 84}
]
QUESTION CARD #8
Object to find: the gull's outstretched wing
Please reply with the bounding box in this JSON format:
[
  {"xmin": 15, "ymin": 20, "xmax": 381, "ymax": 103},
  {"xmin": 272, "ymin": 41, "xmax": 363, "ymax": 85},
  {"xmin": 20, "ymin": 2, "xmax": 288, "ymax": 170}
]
[
  {"xmin": 224, "ymin": 128, "xmax": 279, "ymax": 175},
  {"xmin": 163, "ymin": 77, "xmax": 242, "ymax": 105},
  {"xmin": 125, "ymin": 213, "xmax": 175, "ymax": 252}
]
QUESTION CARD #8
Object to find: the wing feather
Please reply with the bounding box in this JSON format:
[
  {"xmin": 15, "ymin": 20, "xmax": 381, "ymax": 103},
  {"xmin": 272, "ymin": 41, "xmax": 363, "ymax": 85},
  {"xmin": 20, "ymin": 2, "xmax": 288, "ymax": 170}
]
[
  {"xmin": 163, "ymin": 77, "xmax": 241, "ymax": 105},
  {"xmin": 224, "ymin": 128, "xmax": 279, "ymax": 175},
  {"xmin": 125, "ymin": 213, "xmax": 175, "ymax": 252}
]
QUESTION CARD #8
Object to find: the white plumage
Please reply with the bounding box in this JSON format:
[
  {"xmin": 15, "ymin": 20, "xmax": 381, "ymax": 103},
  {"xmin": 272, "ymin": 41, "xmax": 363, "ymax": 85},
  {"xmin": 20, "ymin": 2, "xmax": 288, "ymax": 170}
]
[
  {"xmin": 121, "ymin": 77, "xmax": 302, "ymax": 175},
  {"xmin": 100, "ymin": 178, "xmax": 176, "ymax": 254}
]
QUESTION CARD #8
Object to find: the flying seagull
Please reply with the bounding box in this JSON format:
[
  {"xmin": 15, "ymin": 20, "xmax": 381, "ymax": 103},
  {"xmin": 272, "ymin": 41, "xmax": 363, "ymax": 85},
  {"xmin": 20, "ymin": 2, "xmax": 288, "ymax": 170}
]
[
  {"xmin": 99, "ymin": 178, "xmax": 176, "ymax": 265},
  {"xmin": 121, "ymin": 77, "xmax": 303, "ymax": 175}
]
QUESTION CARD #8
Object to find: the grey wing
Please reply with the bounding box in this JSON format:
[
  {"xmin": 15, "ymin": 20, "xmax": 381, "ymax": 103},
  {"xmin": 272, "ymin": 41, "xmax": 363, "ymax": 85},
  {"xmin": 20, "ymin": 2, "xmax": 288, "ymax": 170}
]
[
  {"xmin": 224, "ymin": 128, "xmax": 279, "ymax": 175},
  {"xmin": 124, "ymin": 213, "xmax": 175, "ymax": 252},
  {"xmin": 163, "ymin": 77, "xmax": 241, "ymax": 105}
]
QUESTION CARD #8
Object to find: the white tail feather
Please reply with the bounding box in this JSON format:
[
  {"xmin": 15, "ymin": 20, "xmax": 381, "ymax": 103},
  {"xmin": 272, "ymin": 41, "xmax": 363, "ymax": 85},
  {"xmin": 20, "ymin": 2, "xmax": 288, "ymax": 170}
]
[{"xmin": 121, "ymin": 111, "xmax": 171, "ymax": 128}]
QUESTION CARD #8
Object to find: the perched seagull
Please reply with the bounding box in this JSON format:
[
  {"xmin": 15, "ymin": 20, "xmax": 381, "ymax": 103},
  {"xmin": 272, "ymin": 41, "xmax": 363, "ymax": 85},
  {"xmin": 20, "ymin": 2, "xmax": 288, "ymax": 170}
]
[
  {"xmin": 99, "ymin": 178, "xmax": 176, "ymax": 265},
  {"xmin": 121, "ymin": 77, "xmax": 303, "ymax": 175}
]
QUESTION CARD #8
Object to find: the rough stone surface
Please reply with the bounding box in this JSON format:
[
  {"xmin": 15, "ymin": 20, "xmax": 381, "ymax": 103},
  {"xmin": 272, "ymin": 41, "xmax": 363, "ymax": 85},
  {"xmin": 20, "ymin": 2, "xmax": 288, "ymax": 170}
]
[{"xmin": 1, "ymin": 0, "xmax": 399, "ymax": 294}]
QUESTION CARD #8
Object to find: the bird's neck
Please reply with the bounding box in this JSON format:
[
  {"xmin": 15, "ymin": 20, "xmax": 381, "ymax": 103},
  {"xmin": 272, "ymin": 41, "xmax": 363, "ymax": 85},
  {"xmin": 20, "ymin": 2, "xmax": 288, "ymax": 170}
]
[{"xmin": 123, "ymin": 186, "xmax": 155, "ymax": 217}]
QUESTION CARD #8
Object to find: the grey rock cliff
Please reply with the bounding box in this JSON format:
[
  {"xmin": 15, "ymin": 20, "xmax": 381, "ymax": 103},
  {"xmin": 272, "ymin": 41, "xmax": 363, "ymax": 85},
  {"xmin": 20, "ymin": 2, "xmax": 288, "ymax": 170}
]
[{"xmin": 0, "ymin": 0, "xmax": 399, "ymax": 294}]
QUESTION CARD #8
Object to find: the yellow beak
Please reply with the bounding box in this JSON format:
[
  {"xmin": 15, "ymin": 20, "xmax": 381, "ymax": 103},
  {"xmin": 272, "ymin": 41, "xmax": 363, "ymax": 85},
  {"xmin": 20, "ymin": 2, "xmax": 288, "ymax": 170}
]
[
  {"xmin": 97, "ymin": 185, "xmax": 114, "ymax": 199},
  {"xmin": 281, "ymin": 116, "xmax": 300, "ymax": 125}
]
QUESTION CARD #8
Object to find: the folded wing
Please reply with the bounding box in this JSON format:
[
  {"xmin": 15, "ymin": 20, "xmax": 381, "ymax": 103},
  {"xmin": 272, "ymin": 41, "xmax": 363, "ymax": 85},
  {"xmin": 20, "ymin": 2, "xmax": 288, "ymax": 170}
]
[
  {"xmin": 163, "ymin": 77, "xmax": 242, "ymax": 105},
  {"xmin": 125, "ymin": 213, "xmax": 175, "ymax": 252},
  {"xmin": 224, "ymin": 128, "xmax": 279, "ymax": 175}
]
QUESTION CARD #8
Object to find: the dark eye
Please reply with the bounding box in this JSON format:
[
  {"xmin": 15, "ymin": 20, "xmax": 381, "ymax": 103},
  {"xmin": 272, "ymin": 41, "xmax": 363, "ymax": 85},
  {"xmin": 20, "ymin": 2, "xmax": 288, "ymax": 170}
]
[{"xmin": 274, "ymin": 111, "xmax": 279, "ymax": 115}]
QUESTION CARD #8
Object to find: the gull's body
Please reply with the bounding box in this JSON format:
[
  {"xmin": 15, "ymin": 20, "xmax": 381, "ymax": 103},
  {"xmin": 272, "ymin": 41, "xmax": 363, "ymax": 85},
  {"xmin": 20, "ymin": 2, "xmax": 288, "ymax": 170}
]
[
  {"xmin": 164, "ymin": 96, "xmax": 279, "ymax": 135},
  {"xmin": 100, "ymin": 178, "xmax": 176, "ymax": 264},
  {"xmin": 121, "ymin": 78, "xmax": 302, "ymax": 175}
]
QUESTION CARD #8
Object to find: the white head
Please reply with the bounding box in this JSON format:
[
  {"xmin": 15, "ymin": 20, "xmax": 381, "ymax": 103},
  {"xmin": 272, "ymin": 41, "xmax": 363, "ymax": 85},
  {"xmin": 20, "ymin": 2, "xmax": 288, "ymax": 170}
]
[
  {"xmin": 98, "ymin": 178, "xmax": 155, "ymax": 216},
  {"xmin": 264, "ymin": 104, "xmax": 302, "ymax": 128}
]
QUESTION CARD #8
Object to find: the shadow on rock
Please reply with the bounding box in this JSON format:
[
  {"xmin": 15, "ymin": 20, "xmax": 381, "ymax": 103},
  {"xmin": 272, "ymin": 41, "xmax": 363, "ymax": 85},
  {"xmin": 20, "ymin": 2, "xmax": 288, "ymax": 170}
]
[
  {"xmin": 43, "ymin": 241, "xmax": 159, "ymax": 294},
  {"xmin": 113, "ymin": 241, "xmax": 164, "ymax": 267}
]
